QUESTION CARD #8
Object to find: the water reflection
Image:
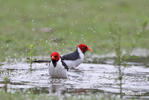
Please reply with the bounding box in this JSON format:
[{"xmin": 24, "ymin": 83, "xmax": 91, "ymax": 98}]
[{"xmin": 48, "ymin": 78, "xmax": 67, "ymax": 95}]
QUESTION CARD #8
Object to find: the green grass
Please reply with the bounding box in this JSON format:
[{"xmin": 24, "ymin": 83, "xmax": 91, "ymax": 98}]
[
  {"xmin": 0, "ymin": 91, "xmax": 123, "ymax": 100},
  {"xmin": 0, "ymin": 0, "xmax": 149, "ymax": 61}
]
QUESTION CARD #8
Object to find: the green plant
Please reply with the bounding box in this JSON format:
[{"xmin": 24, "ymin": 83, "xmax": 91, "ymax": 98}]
[
  {"xmin": 3, "ymin": 76, "xmax": 10, "ymax": 92},
  {"xmin": 26, "ymin": 44, "xmax": 36, "ymax": 69},
  {"xmin": 142, "ymin": 18, "xmax": 148, "ymax": 32},
  {"xmin": 109, "ymin": 21, "xmax": 129, "ymax": 99}
]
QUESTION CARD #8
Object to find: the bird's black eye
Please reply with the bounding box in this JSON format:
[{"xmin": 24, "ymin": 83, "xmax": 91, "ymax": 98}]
[
  {"xmin": 55, "ymin": 56, "xmax": 58, "ymax": 58},
  {"xmin": 83, "ymin": 47, "xmax": 87, "ymax": 50}
]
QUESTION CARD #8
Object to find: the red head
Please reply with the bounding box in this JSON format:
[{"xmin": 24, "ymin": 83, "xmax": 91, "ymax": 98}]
[
  {"xmin": 51, "ymin": 52, "xmax": 60, "ymax": 61},
  {"xmin": 78, "ymin": 44, "xmax": 92, "ymax": 53}
]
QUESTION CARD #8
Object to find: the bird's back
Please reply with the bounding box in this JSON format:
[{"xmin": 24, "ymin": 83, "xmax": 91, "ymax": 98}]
[
  {"xmin": 61, "ymin": 49, "xmax": 80, "ymax": 60},
  {"xmin": 61, "ymin": 48, "xmax": 84, "ymax": 68}
]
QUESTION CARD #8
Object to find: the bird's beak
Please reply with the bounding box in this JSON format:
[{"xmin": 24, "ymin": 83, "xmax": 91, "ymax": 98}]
[
  {"xmin": 51, "ymin": 56, "xmax": 55, "ymax": 60},
  {"xmin": 87, "ymin": 47, "xmax": 92, "ymax": 51}
]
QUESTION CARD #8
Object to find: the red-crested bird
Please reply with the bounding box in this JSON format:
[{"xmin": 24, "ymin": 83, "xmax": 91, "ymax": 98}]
[
  {"xmin": 61, "ymin": 44, "xmax": 91, "ymax": 69},
  {"xmin": 49, "ymin": 52, "xmax": 68, "ymax": 78}
]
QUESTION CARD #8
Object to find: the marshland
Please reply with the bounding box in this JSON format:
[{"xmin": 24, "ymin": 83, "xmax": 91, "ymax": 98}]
[{"xmin": 0, "ymin": 0, "xmax": 149, "ymax": 100}]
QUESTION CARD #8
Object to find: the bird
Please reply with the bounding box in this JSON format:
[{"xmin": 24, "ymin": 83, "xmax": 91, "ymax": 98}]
[
  {"xmin": 61, "ymin": 44, "xmax": 91, "ymax": 69},
  {"xmin": 49, "ymin": 52, "xmax": 69, "ymax": 78}
]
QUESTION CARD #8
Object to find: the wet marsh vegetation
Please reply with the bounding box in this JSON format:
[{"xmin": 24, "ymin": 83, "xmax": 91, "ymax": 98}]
[{"xmin": 0, "ymin": 0, "xmax": 149, "ymax": 100}]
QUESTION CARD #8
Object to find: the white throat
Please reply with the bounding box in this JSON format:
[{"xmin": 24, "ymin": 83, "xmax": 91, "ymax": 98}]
[{"xmin": 77, "ymin": 47, "xmax": 84, "ymax": 60}]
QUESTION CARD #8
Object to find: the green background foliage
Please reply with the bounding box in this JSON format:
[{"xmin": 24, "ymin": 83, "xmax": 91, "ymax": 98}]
[{"xmin": 0, "ymin": 0, "xmax": 149, "ymax": 61}]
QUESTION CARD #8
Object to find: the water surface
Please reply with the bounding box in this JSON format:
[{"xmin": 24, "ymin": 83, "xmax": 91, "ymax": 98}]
[{"xmin": 0, "ymin": 62, "xmax": 149, "ymax": 100}]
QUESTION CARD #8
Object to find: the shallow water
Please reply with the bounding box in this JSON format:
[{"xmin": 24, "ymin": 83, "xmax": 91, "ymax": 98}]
[{"xmin": 0, "ymin": 62, "xmax": 149, "ymax": 100}]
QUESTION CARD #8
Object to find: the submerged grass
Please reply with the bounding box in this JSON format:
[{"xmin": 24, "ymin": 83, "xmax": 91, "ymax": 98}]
[
  {"xmin": 0, "ymin": 91, "xmax": 124, "ymax": 100},
  {"xmin": 0, "ymin": 0, "xmax": 149, "ymax": 61}
]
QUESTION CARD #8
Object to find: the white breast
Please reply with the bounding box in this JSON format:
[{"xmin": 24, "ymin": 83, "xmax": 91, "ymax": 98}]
[
  {"xmin": 49, "ymin": 59, "xmax": 67, "ymax": 78},
  {"xmin": 63, "ymin": 59, "xmax": 82, "ymax": 68}
]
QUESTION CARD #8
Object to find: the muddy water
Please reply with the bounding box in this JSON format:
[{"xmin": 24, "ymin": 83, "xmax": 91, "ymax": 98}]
[{"xmin": 0, "ymin": 62, "xmax": 149, "ymax": 100}]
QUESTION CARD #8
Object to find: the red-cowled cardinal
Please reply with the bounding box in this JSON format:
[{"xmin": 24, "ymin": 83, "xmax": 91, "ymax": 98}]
[
  {"xmin": 61, "ymin": 44, "xmax": 91, "ymax": 69},
  {"xmin": 49, "ymin": 52, "xmax": 68, "ymax": 78}
]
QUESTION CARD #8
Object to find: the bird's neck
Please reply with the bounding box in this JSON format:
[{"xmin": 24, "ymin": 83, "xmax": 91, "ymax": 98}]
[
  {"xmin": 77, "ymin": 47, "xmax": 84, "ymax": 54},
  {"xmin": 77, "ymin": 48, "xmax": 85, "ymax": 59}
]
